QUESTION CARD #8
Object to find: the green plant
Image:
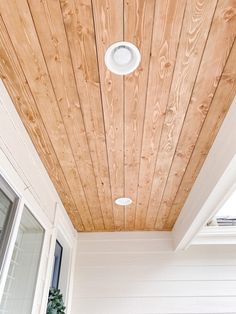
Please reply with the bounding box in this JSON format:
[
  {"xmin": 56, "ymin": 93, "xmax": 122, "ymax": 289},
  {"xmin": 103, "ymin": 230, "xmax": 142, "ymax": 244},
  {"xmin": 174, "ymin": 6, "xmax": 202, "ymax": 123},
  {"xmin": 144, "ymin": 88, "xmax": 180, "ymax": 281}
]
[{"xmin": 47, "ymin": 288, "xmax": 66, "ymax": 314}]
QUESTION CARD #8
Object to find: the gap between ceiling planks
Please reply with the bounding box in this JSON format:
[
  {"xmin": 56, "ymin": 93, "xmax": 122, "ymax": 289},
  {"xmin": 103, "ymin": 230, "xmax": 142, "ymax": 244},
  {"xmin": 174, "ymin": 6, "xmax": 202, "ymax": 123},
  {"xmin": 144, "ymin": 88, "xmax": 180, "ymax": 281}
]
[
  {"xmin": 124, "ymin": 0, "xmax": 155, "ymax": 230},
  {"xmin": 134, "ymin": 0, "xmax": 187, "ymax": 230},
  {"xmin": 92, "ymin": 0, "xmax": 124, "ymax": 230}
]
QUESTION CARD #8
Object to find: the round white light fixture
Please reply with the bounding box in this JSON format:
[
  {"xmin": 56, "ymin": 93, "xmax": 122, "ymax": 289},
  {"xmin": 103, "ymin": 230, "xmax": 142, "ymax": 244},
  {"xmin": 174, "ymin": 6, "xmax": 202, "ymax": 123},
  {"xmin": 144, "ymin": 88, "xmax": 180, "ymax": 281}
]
[
  {"xmin": 105, "ymin": 42, "xmax": 141, "ymax": 75},
  {"xmin": 115, "ymin": 197, "xmax": 132, "ymax": 206}
]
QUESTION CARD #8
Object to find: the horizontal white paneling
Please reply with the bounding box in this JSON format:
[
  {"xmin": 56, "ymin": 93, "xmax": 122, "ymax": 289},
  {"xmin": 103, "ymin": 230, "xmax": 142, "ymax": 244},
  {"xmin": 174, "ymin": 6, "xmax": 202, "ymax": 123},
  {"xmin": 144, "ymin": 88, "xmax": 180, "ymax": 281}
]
[
  {"xmin": 77, "ymin": 265, "xmax": 236, "ymax": 281},
  {"xmin": 78, "ymin": 280, "xmax": 236, "ymax": 297},
  {"xmin": 72, "ymin": 234, "xmax": 236, "ymax": 314},
  {"xmin": 74, "ymin": 297, "xmax": 236, "ymax": 314},
  {"xmin": 78, "ymin": 233, "xmax": 173, "ymax": 253},
  {"xmin": 77, "ymin": 249, "xmax": 236, "ymax": 267},
  {"xmin": 78, "ymin": 231, "xmax": 172, "ymax": 240}
]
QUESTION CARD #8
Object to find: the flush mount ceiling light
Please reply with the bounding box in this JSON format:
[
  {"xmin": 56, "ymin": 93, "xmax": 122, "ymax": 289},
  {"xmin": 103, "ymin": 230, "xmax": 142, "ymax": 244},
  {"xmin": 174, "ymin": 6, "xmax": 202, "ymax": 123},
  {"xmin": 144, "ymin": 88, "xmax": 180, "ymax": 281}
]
[
  {"xmin": 105, "ymin": 42, "xmax": 141, "ymax": 75},
  {"xmin": 115, "ymin": 197, "xmax": 132, "ymax": 206}
]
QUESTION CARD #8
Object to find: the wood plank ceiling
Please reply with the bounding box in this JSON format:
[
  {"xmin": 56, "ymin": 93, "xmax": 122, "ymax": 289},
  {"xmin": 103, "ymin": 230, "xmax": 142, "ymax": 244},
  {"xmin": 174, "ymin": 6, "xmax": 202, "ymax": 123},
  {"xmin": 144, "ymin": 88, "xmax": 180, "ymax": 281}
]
[{"xmin": 0, "ymin": 0, "xmax": 235, "ymax": 231}]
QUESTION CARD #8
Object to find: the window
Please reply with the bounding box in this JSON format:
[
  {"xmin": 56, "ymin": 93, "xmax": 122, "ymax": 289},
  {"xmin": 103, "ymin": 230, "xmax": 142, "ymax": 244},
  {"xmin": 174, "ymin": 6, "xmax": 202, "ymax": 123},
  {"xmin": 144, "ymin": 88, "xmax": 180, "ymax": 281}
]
[
  {"xmin": 51, "ymin": 241, "xmax": 63, "ymax": 289},
  {"xmin": 0, "ymin": 206, "xmax": 45, "ymax": 313},
  {"xmin": 0, "ymin": 176, "xmax": 19, "ymax": 277},
  {"xmin": 0, "ymin": 189, "xmax": 12, "ymax": 241},
  {"xmin": 207, "ymin": 188, "xmax": 236, "ymax": 227}
]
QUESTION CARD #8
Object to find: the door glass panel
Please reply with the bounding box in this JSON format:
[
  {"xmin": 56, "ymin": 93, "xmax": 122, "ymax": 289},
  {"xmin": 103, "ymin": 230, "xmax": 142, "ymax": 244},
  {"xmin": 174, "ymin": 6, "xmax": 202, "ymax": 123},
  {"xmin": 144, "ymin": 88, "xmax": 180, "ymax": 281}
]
[{"xmin": 0, "ymin": 206, "xmax": 44, "ymax": 314}]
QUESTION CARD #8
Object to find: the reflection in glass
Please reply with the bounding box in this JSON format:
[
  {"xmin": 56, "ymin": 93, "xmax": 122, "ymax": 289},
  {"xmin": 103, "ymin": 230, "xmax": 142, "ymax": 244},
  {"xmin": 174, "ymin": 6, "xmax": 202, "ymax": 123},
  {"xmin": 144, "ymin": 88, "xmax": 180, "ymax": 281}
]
[
  {"xmin": 0, "ymin": 207, "xmax": 44, "ymax": 314},
  {"xmin": 207, "ymin": 189, "xmax": 236, "ymax": 227},
  {"xmin": 51, "ymin": 240, "xmax": 63, "ymax": 289},
  {"xmin": 0, "ymin": 178, "xmax": 18, "ymax": 276},
  {"xmin": 0, "ymin": 189, "xmax": 13, "ymax": 243}
]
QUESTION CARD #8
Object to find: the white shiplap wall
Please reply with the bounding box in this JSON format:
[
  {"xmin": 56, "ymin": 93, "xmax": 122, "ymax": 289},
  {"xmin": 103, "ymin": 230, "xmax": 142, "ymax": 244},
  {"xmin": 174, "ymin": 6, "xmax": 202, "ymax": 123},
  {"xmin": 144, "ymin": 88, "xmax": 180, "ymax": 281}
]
[{"xmin": 71, "ymin": 232, "xmax": 236, "ymax": 314}]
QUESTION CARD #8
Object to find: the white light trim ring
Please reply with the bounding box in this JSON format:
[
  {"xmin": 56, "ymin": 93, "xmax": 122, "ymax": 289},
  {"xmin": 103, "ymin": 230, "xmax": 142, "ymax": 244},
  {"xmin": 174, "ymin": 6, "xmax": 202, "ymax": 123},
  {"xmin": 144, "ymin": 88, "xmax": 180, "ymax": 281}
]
[
  {"xmin": 105, "ymin": 42, "xmax": 141, "ymax": 75},
  {"xmin": 115, "ymin": 197, "xmax": 132, "ymax": 206}
]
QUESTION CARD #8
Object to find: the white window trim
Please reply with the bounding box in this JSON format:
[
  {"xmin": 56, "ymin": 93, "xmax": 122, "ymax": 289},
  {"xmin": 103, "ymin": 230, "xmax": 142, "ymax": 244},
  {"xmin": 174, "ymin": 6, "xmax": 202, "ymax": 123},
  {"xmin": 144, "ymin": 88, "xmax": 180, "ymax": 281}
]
[
  {"xmin": 193, "ymin": 226, "xmax": 236, "ymax": 245},
  {"xmin": 0, "ymin": 169, "xmax": 53, "ymax": 312},
  {"xmin": 172, "ymin": 96, "xmax": 236, "ymax": 250},
  {"xmin": 0, "ymin": 169, "xmax": 77, "ymax": 314},
  {"xmin": 0, "ymin": 195, "xmax": 24, "ymax": 301},
  {"xmin": 54, "ymin": 205, "xmax": 78, "ymax": 313}
]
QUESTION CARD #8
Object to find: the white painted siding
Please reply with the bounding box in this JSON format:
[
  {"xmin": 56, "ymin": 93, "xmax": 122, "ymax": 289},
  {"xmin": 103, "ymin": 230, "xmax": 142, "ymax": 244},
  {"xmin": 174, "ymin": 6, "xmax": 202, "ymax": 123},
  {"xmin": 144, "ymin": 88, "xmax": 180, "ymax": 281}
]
[{"xmin": 72, "ymin": 233, "xmax": 236, "ymax": 314}]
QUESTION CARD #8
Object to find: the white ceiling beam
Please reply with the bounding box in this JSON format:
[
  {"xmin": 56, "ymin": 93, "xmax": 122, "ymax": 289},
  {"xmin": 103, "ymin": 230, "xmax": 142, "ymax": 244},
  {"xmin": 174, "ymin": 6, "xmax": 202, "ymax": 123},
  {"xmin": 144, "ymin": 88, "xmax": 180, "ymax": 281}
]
[{"xmin": 173, "ymin": 97, "xmax": 236, "ymax": 250}]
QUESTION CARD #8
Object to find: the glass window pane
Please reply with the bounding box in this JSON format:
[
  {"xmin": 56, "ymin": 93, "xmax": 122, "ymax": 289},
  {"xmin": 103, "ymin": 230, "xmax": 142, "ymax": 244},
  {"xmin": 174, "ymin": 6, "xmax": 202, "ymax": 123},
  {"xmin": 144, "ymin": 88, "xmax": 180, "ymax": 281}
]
[
  {"xmin": 0, "ymin": 189, "xmax": 13, "ymax": 243},
  {"xmin": 51, "ymin": 240, "xmax": 63, "ymax": 289},
  {"xmin": 0, "ymin": 177, "xmax": 18, "ymax": 275},
  {"xmin": 0, "ymin": 206, "xmax": 45, "ymax": 314},
  {"xmin": 207, "ymin": 189, "xmax": 236, "ymax": 227}
]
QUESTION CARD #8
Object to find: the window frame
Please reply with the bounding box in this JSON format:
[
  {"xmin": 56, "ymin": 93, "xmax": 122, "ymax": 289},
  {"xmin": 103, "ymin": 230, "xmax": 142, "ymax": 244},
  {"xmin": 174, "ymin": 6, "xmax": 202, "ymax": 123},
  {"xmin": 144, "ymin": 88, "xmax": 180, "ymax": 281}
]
[
  {"xmin": 0, "ymin": 172, "xmax": 51, "ymax": 314},
  {"xmin": 0, "ymin": 175, "xmax": 19, "ymax": 272},
  {"xmin": 0, "ymin": 174, "xmax": 22, "ymax": 301}
]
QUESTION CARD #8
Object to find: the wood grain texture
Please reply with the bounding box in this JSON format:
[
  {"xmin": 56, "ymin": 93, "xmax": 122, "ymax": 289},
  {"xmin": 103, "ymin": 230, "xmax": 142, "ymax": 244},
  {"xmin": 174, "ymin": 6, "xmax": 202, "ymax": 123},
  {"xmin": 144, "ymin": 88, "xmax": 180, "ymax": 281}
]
[
  {"xmin": 92, "ymin": 0, "xmax": 124, "ymax": 230},
  {"xmin": 28, "ymin": 0, "xmax": 105, "ymax": 230},
  {"xmin": 0, "ymin": 0, "xmax": 235, "ymax": 231},
  {"xmin": 0, "ymin": 15, "xmax": 84, "ymax": 231},
  {"xmin": 135, "ymin": 0, "xmax": 187, "ymax": 229},
  {"xmin": 156, "ymin": 0, "xmax": 236, "ymax": 230},
  {"xmin": 166, "ymin": 39, "xmax": 236, "ymax": 229},
  {"xmin": 146, "ymin": 0, "xmax": 218, "ymax": 229},
  {"xmin": 0, "ymin": 0, "xmax": 95, "ymax": 230},
  {"xmin": 124, "ymin": 0, "xmax": 155, "ymax": 230},
  {"xmin": 27, "ymin": 0, "xmax": 107, "ymax": 230},
  {"xmin": 60, "ymin": 0, "xmax": 114, "ymax": 230}
]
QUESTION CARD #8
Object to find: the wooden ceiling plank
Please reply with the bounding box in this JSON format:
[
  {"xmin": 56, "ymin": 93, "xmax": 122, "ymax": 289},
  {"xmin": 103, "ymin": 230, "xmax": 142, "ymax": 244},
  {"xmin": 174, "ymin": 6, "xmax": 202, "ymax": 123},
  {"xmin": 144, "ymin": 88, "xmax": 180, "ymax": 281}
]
[
  {"xmin": 60, "ymin": 0, "xmax": 114, "ymax": 230},
  {"xmin": 134, "ymin": 0, "xmax": 187, "ymax": 230},
  {"xmin": 124, "ymin": 0, "xmax": 155, "ymax": 230},
  {"xmin": 155, "ymin": 0, "xmax": 236, "ymax": 230},
  {"xmin": 166, "ymin": 39, "xmax": 236, "ymax": 229},
  {"xmin": 0, "ymin": 0, "xmax": 95, "ymax": 230},
  {"xmin": 92, "ymin": 0, "xmax": 124, "ymax": 230},
  {"xmin": 0, "ymin": 15, "xmax": 84, "ymax": 231},
  {"xmin": 0, "ymin": 0, "xmax": 234, "ymax": 232},
  {"xmin": 27, "ymin": 0, "xmax": 106, "ymax": 230},
  {"xmin": 144, "ymin": 0, "xmax": 218, "ymax": 230}
]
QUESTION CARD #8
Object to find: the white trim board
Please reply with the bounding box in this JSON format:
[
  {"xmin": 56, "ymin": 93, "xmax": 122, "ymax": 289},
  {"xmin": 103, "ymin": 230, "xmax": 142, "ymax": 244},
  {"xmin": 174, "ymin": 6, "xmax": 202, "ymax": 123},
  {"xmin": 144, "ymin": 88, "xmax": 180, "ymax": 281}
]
[
  {"xmin": 193, "ymin": 226, "xmax": 236, "ymax": 245},
  {"xmin": 173, "ymin": 96, "xmax": 236, "ymax": 250},
  {"xmin": 77, "ymin": 231, "xmax": 174, "ymax": 253}
]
